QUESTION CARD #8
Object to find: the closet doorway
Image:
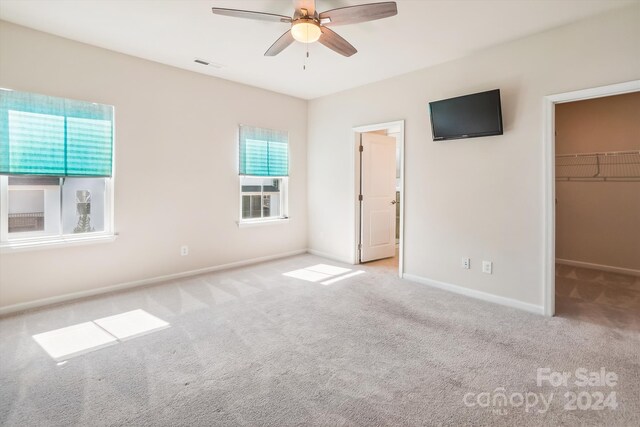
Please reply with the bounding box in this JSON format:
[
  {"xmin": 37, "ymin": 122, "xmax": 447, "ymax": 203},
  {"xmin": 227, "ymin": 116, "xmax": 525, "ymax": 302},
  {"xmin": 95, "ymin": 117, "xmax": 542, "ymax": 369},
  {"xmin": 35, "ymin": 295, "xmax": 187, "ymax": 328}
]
[{"xmin": 544, "ymin": 82, "xmax": 639, "ymax": 327}]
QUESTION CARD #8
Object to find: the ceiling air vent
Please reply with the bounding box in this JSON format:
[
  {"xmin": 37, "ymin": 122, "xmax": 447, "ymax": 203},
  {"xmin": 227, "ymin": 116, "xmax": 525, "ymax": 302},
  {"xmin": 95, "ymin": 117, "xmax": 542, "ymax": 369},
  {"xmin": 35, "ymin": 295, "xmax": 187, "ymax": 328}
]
[{"xmin": 194, "ymin": 58, "xmax": 224, "ymax": 69}]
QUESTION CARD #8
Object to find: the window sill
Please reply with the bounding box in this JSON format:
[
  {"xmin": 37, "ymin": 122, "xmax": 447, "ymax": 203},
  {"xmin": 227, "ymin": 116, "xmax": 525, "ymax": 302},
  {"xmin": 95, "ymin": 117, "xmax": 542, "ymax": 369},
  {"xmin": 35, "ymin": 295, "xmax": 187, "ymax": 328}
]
[
  {"xmin": 0, "ymin": 233, "xmax": 117, "ymax": 254},
  {"xmin": 237, "ymin": 218, "xmax": 290, "ymax": 228}
]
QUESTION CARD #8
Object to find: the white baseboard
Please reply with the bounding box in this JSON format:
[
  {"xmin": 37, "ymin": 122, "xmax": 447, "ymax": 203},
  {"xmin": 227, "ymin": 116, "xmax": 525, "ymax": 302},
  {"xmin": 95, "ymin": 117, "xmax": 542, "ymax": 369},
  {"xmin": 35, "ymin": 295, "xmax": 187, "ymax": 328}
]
[
  {"xmin": 0, "ymin": 249, "xmax": 307, "ymax": 316},
  {"xmin": 307, "ymin": 248, "xmax": 355, "ymax": 265},
  {"xmin": 402, "ymin": 273, "xmax": 545, "ymax": 315},
  {"xmin": 556, "ymin": 258, "xmax": 640, "ymax": 277}
]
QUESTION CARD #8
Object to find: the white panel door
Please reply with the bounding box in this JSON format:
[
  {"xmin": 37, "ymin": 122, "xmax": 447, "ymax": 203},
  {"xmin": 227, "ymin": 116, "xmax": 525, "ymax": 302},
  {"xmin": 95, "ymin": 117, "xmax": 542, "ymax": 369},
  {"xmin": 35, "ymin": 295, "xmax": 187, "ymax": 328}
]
[{"xmin": 360, "ymin": 132, "xmax": 397, "ymax": 262}]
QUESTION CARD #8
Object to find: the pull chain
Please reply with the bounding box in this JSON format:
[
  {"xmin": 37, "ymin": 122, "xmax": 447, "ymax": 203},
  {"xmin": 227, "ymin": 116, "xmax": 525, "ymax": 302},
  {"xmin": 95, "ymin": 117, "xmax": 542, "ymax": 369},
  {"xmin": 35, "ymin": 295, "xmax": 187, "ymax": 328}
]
[
  {"xmin": 303, "ymin": 44, "xmax": 309, "ymax": 70},
  {"xmin": 303, "ymin": 23, "xmax": 310, "ymax": 71}
]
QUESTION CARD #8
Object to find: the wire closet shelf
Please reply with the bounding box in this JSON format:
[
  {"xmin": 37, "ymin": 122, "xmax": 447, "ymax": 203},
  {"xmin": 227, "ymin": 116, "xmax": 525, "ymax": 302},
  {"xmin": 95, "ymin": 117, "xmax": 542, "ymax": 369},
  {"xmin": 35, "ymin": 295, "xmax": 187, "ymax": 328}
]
[{"xmin": 555, "ymin": 150, "xmax": 640, "ymax": 181}]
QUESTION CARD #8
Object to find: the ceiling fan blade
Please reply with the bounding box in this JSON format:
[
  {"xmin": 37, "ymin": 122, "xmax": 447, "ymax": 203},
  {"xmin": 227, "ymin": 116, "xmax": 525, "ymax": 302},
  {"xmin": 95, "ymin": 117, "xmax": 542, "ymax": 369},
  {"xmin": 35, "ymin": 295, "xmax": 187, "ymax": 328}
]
[
  {"xmin": 318, "ymin": 27, "xmax": 357, "ymax": 57},
  {"xmin": 264, "ymin": 30, "xmax": 296, "ymax": 56},
  {"xmin": 211, "ymin": 7, "xmax": 291, "ymax": 23},
  {"xmin": 319, "ymin": 2, "xmax": 397, "ymax": 26}
]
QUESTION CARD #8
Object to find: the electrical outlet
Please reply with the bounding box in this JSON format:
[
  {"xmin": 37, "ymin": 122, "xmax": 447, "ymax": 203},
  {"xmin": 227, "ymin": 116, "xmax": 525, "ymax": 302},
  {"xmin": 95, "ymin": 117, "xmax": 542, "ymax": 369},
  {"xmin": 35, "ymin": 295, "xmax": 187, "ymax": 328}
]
[
  {"xmin": 180, "ymin": 245, "xmax": 189, "ymax": 256},
  {"xmin": 462, "ymin": 257, "xmax": 470, "ymax": 269},
  {"xmin": 482, "ymin": 260, "xmax": 492, "ymax": 274}
]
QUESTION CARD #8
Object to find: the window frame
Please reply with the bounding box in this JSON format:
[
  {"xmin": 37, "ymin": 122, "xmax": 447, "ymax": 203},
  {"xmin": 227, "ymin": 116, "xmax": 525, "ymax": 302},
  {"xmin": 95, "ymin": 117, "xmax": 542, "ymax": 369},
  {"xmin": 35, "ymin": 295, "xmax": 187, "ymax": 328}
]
[
  {"xmin": 238, "ymin": 176, "xmax": 289, "ymax": 226},
  {"xmin": 0, "ymin": 90, "xmax": 116, "ymax": 252},
  {"xmin": 237, "ymin": 124, "xmax": 290, "ymax": 227},
  {"xmin": 0, "ymin": 175, "xmax": 116, "ymax": 252}
]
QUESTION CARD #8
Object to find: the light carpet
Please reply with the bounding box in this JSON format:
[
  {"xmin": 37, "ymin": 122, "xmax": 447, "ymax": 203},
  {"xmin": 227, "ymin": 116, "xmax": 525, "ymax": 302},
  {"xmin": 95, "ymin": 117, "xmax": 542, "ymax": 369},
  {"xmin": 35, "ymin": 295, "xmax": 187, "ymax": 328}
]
[{"xmin": 1, "ymin": 254, "xmax": 638, "ymax": 426}]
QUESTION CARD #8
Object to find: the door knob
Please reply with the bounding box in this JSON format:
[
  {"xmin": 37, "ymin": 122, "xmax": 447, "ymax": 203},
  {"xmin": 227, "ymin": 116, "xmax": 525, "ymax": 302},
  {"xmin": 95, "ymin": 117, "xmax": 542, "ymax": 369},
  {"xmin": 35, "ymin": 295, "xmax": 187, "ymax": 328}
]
[{"xmin": 391, "ymin": 200, "xmax": 397, "ymax": 205}]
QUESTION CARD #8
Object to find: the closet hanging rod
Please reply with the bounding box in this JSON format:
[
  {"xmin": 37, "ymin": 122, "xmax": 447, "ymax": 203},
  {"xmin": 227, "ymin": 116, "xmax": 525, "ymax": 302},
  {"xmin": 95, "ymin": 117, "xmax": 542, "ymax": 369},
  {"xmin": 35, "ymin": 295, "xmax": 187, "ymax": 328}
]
[
  {"xmin": 555, "ymin": 150, "xmax": 640, "ymax": 180},
  {"xmin": 556, "ymin": 150, "xmax": 640, "ymax": 158}
]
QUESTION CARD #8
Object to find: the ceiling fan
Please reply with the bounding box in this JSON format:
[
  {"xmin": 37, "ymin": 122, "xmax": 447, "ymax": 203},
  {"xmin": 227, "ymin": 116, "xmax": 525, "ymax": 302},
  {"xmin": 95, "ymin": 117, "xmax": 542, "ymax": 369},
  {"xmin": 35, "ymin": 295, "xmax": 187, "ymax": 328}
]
[{"xmin": 211, "ymin": 1, "xmax": 398, "ymax": 57}]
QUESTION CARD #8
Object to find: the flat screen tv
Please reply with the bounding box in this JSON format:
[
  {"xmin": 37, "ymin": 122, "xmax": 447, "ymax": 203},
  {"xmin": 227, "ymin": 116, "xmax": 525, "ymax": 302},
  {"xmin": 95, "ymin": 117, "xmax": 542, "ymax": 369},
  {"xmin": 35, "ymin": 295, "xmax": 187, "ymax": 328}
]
[{"xmin": 429, "ymin": 89, "xmax": 503, "ymax": 141}]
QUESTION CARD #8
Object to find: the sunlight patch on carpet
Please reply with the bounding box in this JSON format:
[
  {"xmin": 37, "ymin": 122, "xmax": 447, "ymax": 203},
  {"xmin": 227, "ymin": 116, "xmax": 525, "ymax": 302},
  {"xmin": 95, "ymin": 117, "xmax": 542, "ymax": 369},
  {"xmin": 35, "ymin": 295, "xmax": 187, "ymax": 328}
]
[
  {"xmin": 321, "ymin": 270, "xmax": 365, "ymax": 285},
  {"xmin": 94, "ymin": 309, "xmax": 170, "ymax": 341},
  {"xmin": 33, "ymin": 322, "xmax": 118, "ymax": 362},
  {"xmin": 283, "ymin": 264, "xmax": 365, "ymax": 285},
  {"xmin": 33, "ymin": 309, "xmax": 170, "ymax": 362}
]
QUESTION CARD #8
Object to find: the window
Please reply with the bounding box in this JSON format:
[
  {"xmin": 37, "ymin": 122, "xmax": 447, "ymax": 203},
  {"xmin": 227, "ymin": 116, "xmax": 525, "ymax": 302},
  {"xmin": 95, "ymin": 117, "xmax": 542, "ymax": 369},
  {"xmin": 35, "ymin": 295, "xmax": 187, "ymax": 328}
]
[
  {"xmin": 0, "ymin": 89, "xmax": 114, "ymax": 249},
  {"xmin": 238, "ymin": 125, "xmax": 288, "ymax": 224},
  {"xmin": 240, "ymin": 177, "xmax": 283, "ymax": 220}
]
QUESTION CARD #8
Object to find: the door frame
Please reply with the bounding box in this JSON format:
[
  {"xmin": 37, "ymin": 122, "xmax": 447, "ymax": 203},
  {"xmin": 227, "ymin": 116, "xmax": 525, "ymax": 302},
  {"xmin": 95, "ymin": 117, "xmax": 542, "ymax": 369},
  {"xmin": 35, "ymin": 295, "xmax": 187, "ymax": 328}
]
[
  {"xmin": 542, "ymin": 80, "xmax": 639, "ymax": 317},
  {"xmin": 353, "ymin": 120, "xmax": 405, "ymax": 277}
]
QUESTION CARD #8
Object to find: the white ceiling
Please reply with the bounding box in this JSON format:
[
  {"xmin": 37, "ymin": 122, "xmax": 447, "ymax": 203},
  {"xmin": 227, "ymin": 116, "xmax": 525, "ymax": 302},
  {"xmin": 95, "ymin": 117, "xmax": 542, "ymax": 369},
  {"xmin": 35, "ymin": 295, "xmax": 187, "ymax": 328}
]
[{"xmin": 0, "ymin": 0, "xmax": 635, "ymax": 99}]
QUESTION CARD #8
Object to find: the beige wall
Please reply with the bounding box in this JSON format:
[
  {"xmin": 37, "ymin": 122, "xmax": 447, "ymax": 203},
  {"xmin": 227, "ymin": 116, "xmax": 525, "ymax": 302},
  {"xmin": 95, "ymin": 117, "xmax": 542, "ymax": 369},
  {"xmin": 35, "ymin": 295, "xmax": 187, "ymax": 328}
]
[
  {"xmin": 555, "ymin": 92, "xmax": 640, "ymax": 154},
  {"xmin": 555, "ymin": 93, "xmax": 640, "ymax": 271},
  {"xmin": 1, "ymin": 5, "xmax": 639, "ymax": 313},
  {"xmin": 0, "ymin": 21, "xmax": 308, "ymax": 310},
  {"xmin": 307, "ymin": 5, "xmax": 640, "ymax": 309}
]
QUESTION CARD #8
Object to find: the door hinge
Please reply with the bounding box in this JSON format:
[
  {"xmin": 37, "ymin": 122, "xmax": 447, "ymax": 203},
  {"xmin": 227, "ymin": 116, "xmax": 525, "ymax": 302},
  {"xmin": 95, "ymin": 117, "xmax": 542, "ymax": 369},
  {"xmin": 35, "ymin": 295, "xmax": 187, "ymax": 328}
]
[
  {"xmin": 358, "ymin": 243, "xmax": 362, "ymax": 249},
  {"xmin": 359, "ymin": 145, "xmax": 363, "ymax": 152},
  {"xmin": 358, "ymin": 194, "xmax": 363, "ymax": 201}
]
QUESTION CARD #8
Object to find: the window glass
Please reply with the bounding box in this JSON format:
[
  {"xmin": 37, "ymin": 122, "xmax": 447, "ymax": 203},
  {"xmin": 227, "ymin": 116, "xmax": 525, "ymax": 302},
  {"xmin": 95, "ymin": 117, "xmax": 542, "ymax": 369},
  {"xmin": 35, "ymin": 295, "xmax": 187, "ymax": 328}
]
[
  {"xmin": 8, "ymin": 189, "xmax": 45, "ymax": 233},
  {"xmin": 240, "ymin": 177, "xmax": 282, "ymax": 220},
  {"xmin": 237, "ymin": 125, "xmax": 288, "ymax": 223},
  {"xmin": 4, "ymin": 176, "xmax": 108, "ymax": 241},
  {"xmin": 7, "ymin": 177, "xmax": 61, "ymax": 239},
  {"xmin": 61, "ymin": 178, "xmax": 106, "ymax": 234}
]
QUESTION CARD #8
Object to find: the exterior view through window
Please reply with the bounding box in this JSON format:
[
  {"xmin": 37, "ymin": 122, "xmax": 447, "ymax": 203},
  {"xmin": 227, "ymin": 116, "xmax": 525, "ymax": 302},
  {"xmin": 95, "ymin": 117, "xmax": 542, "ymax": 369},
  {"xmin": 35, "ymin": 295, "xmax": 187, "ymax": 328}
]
[
  {"xmin": 238, "ymin": 125, "xmax": 288, "ymax": 223},
  {"xmin": 241, "ymin": 177, "xmax": 282, "ymax": 220}
]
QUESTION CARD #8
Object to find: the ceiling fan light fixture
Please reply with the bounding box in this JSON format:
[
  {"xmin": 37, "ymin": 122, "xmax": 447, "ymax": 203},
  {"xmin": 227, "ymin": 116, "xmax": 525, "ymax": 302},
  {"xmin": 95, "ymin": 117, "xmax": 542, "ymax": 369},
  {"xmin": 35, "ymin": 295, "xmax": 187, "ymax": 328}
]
[
  {"xmin": 291, "ymin": 20, "xmax": 321, "ymax": 43},
  {"xmin": 212, "ymin": 1, "xmax": 398, "ymax": 57}
]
